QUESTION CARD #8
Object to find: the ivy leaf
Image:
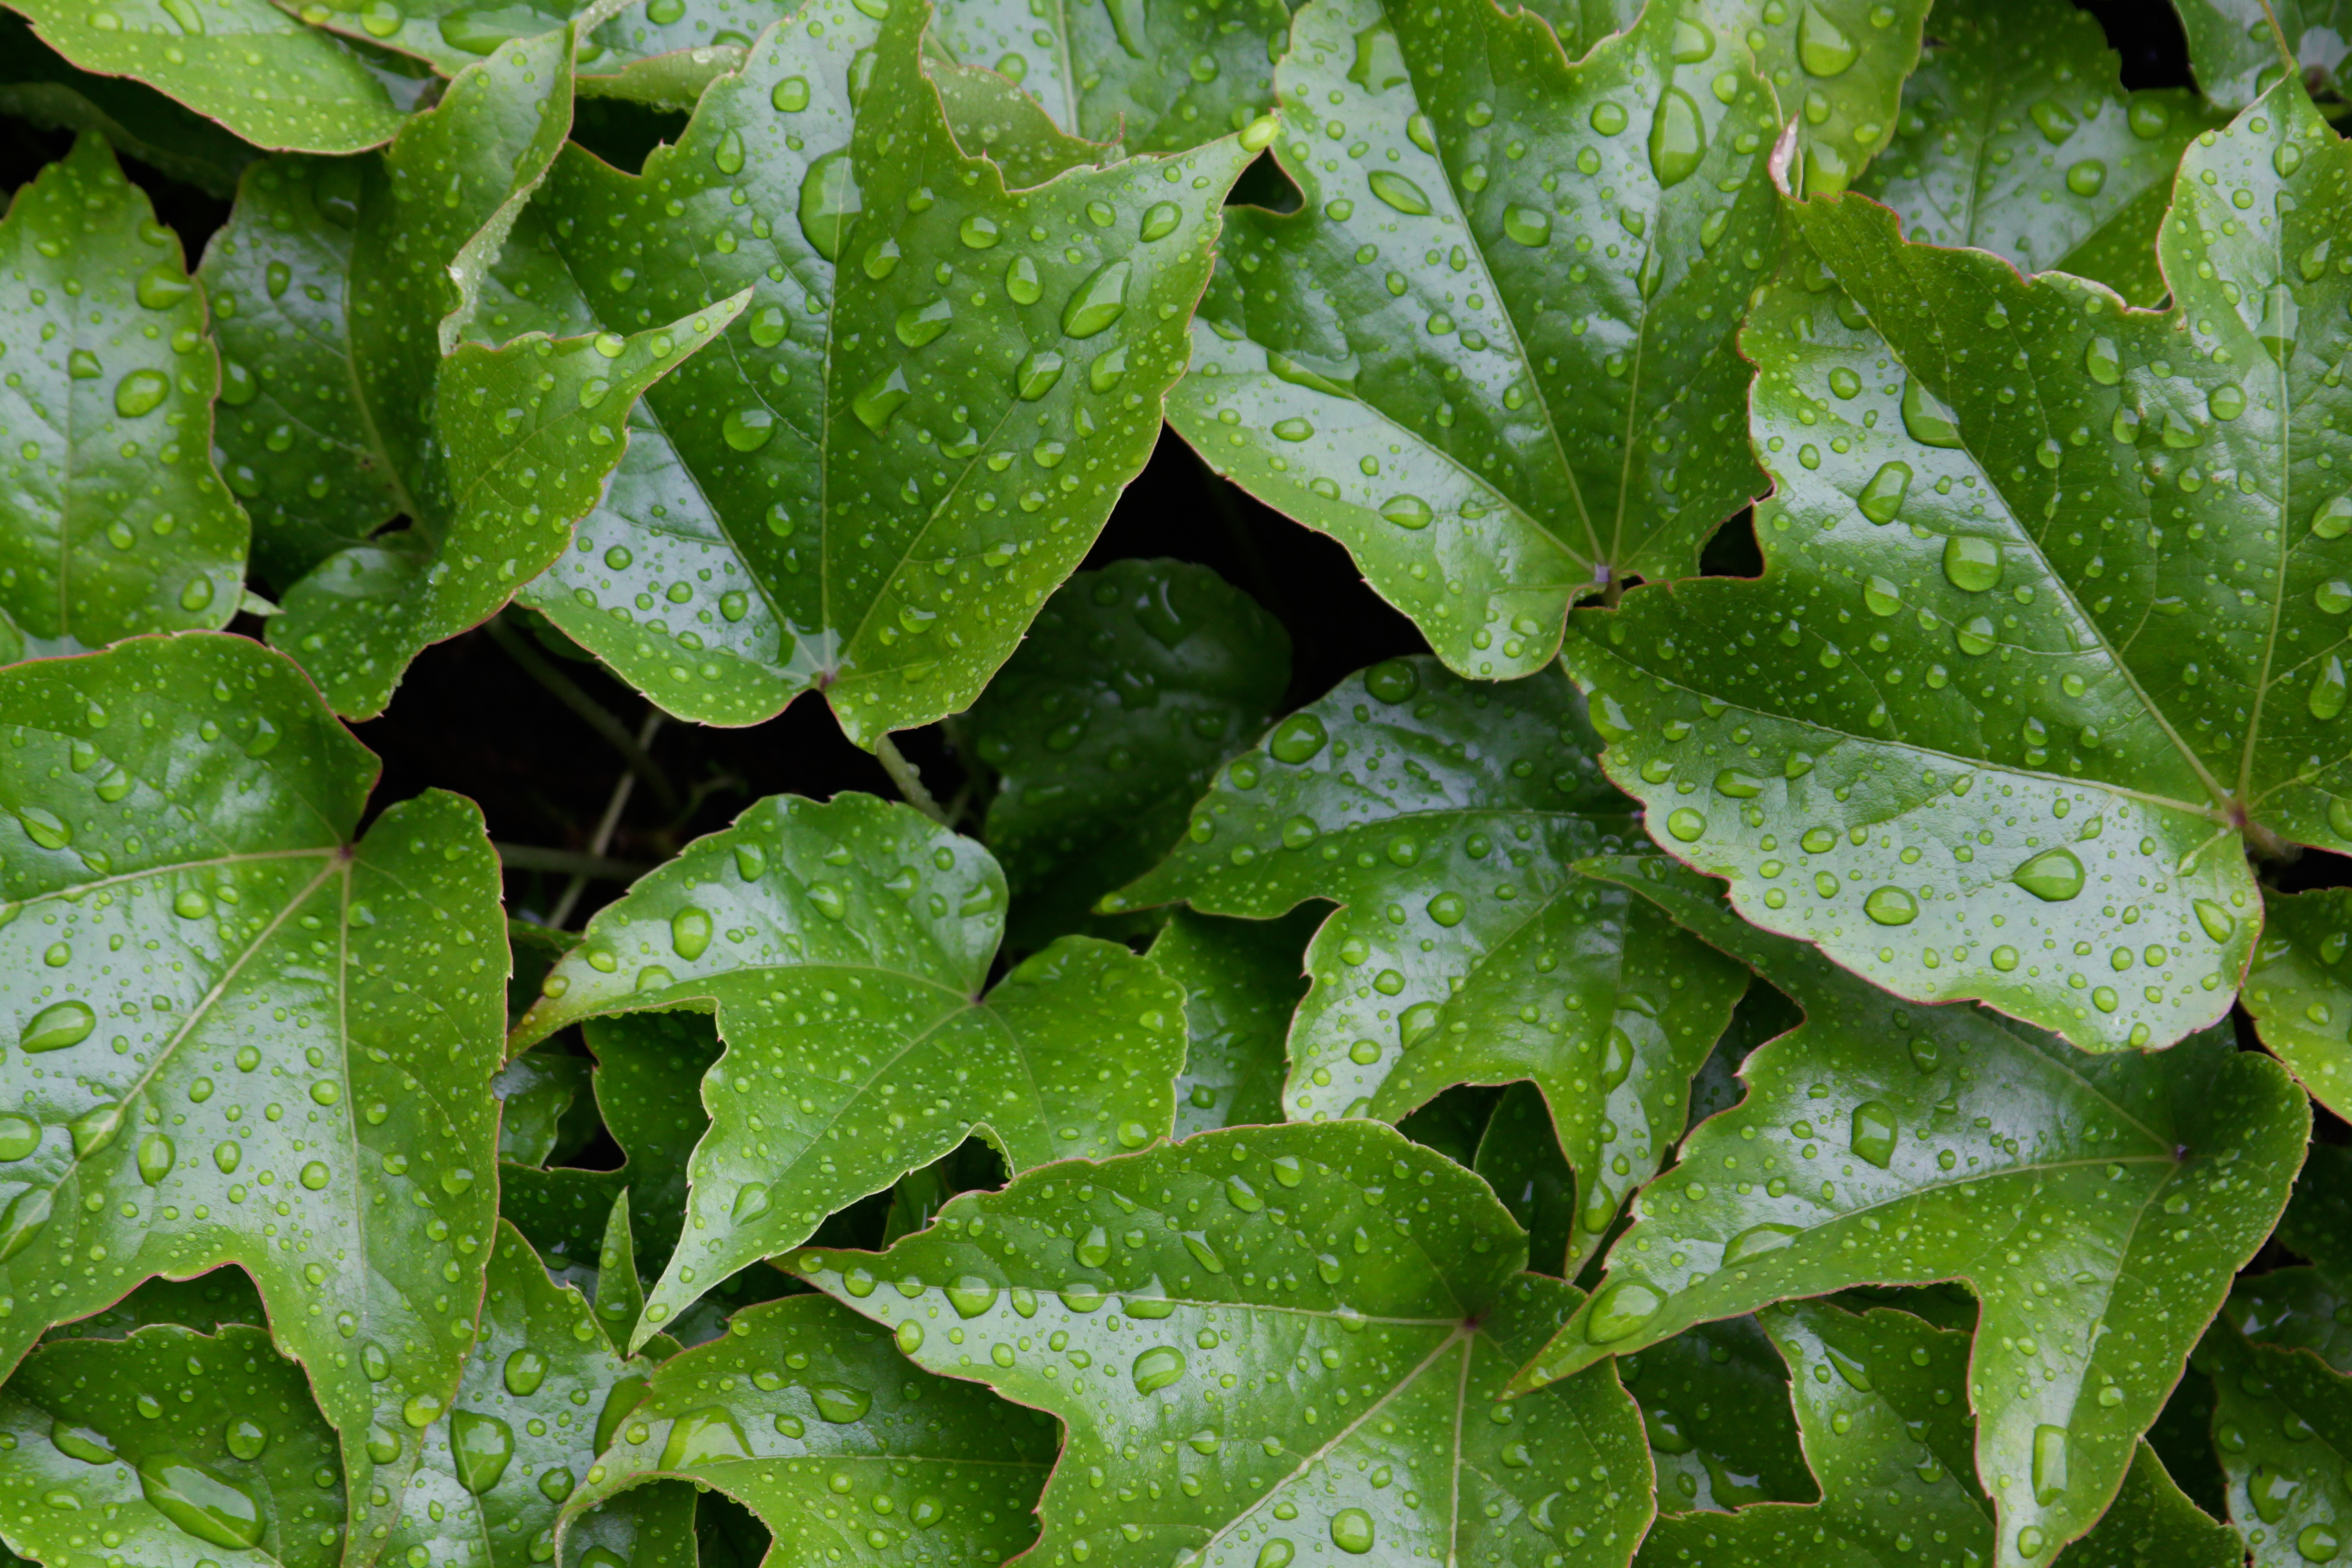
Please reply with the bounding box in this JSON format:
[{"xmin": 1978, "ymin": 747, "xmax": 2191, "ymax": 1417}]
[
  {"xmin": 1163, "ymin": 0, "xmax": 1923, "ymax": 682},
  {"xmin": 1514, "ymin": 857, "xmax": 2308, "ymax": 1568},
  {"xmin": 926, "ymin": 0, "xmax": 1289, "ymax": 151},
  {"xmin": 1148, "ymin": 908, "xmax": 1314, "ymax": 1138},
  {"xmin": 1852, "ymin": 0, "xmax": 2225, "ymax": 306},
  {"xmin": 1, "ymin": 134, "xmax": 247, "ymax": 652},
  {"xmin": 1107, "ymin": 656, "xmax": 1749, "ymax": 1272},
  {"xmin": 0, "ymin": 14, "xmax": 260, "ymax": 199},
  {"xmin": 0, "ymin": 1323, "xmax": 346, "ymax": 1567},
  {"xmin": 559, "ymin": 1294, "xmax": 1055, "ymax": 1567},
  {"xmin": 0, "ymin": 633, "xmax": 510, "ymax": 1556},
  {"xmin": 6, "ymin": 0, "xmax": 412, "ymax": 153},
  {"xmin": 383, "ymin": 1222, "xmax": 684, "ymax": 1568},
  {"xmin": 475, "ymin": 0, "xmax": 1259, "ymax": 742},
  {"xmin": 1617, "ymin": 1315, "xmax": 1813, "ymax": 1514},
  {"xmin": 1562, "ymin": 80, "xmax": 2352, "ymax": 1051},
  {"xmin": 510, "ymin": 792, "xmax": 1188, "ymax": 1348},
  {"xmin": 2201, "ymin": 1321, "xmax": 2352, "ymax": 1568},
  {"xmin": 2241, "ymin": 888, "xmax": 2352, "ymax": 1120},
  {"xmin": 961, "ymin": 558, "xmax": 1290, "ymax": 946},
  {"xmin": 791, "ymin": 1121, "xmax": 1656, "ymax": 1568},
  {"xmin": 2175, "ymin": 0, "xmax": 2349, "ymax": 111}
]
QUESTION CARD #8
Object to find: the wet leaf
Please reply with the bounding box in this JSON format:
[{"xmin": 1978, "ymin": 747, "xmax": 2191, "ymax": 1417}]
[
  {"xmin": 493, "ymin": 1049, "xmax": 593, "ymax": 1166},
  {"xmin": 41, "ymin": 1266, "xmax": 267, "ymax": 1344},
  {"xmin": 1854, "ymin": 0, "xmax": 2224, "ymax": 305},
  {"xmin": 1516, "ymin": 857, "xmax": 2308, "ymax": 1568},
  {"xmin": 0, "ymin": 134, "xmax": 246, "ymax": 652},
  {"xmin": 1617, "ymin": 1314, "xmax": 1813, "ymax": 1515},
  {"xmin": 2243, "ymin": 888, "xmax": 2352, "ymax": 1120},
  {"xmin": 1564, "ymin": 80, "xmax": 2352, "ymax": 1050},
  {"xmin": 0, "ymin": 633, "xmax": 509, "ymax": 1554},
  {"xmin": 793, "ymin": 1120, "xmax": 1655, "ymax": 1568},
  {"xmin": 2176, "ymin": 0, "xmax": 2351, "ymax": 112},
  {"xmin": 471, "ymin": 0, "xmax": 1257, "ymax": 741},
  {"xmin": 510, "ymin": 792, "xmax": 1187, "ymax": 1348},
  {"xmin": 559, "ymin": 1295, "xmax": 1056, "ymax": 1566},
  {"xmin": 1148, "ymin": 908, "xmax": 1314, "ymax": 1138},
  {"xmin": 2202, "ymin": 1320, "xmax": 2352, "ymax": 1568},
  {"xmin": 1109, "ymin": 656, "xmax": 1749, "ymax": 1271},
  {"xmin": 962, "ymin": 558, "xmax": 1290, "ymax": 946},
  {"xmin": 0, "ymin": 14, "xmax": 260, "ymax": 198}
]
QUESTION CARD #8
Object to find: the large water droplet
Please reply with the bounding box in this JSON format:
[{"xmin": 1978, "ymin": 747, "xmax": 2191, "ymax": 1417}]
[
  {"xmin": 451, "ymin": 1410, "xmax": 515, "ymax": 1495},
  {"xmin": 1862, "ymin": 886, "xmax": 1916, "ymax": 926},
  {"xmin": 946, "ymin": 1276, "xmax": 998, "ymax": 1319},
  {"xmin": 795, "ymin": 150, "xmax": 860, "ymax": 261},
  {"xmin": 138, "ymin": 1457, "xmax": 264, "ymax": 1550},
  {"xmin": 1366, "ymin": 170, "xmax": 1431, "ymax": 215},
  {"xmin": 1584, "ymin": 1277, "xmax": 1663, "ymax": 1343},
  {"xmin": 1723, "ymin": 1223, "xmax": 1798, "ymax": 1263},
  {"xmin": 851, "ymin": 368, "xmax": 910, "ymax": 432},
  {"xmin": 504, "ymin": 1348, "xmax": 547, "ymax": 1396},
  {"xmin": 1061, "ymin": 260, "xmax": 1130, "ymax": 339},
  {"xmin": 2195, "ymin": 899, "xmax": 2237, "ymax": 942},
  {"xmin": 0, "ymin": 1116, "xmax": 35, "ymax": 1162},
  {"xmin": 1942, "ymin": 535, "xmax": 2002, "ymax": 592},
  {"xmin": 2012, "ymin": 847, "xmax": 2084, "ymax": 903},
  {"xmin": 21, "ymin": 999, "xmax": 95, "ymax": 1053},
  {"xmin": 1857, "ymin": 460, "xmax": 1911, "ymax": 524},
  {"xmin": 659, "ymin": 1408, "xmax": 751, "ymax": 1469},
  {"xmin": 1797, "ymin": 4, "xmax": 1857, "ymax": 74},
  {"xmin": 2314, "ymin": 655, "xmax": 2348, "ymax": 722},
  {"xmin": 1268, "ymin": 713, "xmax": 1328, "ymax": 765},
  {"xmin": 1328, "ymin": 1507, "xmax": 1375, "ymax": 1554},
  {"xmin": 52, "ymin": 1421, "xmax": 114, "ymax": 1463},
  {"xmin": 138, "ymin": 1133, "xmax": 175, "ymax": 1185},
  {"xmin": 723, "ymin": 407, "xmax": 775, "ymax": 452},
  {"xmin": 1901, "ymin": 379, "xmax": 1963, "ymax": 447},
  {"xmin": 2031, "ymin": 1423, "xmax": 2070, "ymax": 1505},
  {"xmin": 811, "ymin": 1383, "xmax": 871, "ymax": 1423},
  {"xmin": 1132, "ymin": 1346, "xmax": 1186, "ymax": 1394},
  {"xmin": 671, "ymin": 907, "xmax": 711, "ymax": 960},
  {"xmin": 1647, "ymin": 88, "xmax": 1705, "ymax": 188},
  {"xmin": 1848, "ymin": 1101, "xmax": 1897, "ymax": 1168},
  {"xmin": 1075, "ymin": 1225, "xmax": 1112, "ymax": 1268},
  {"xmin": 895, "ymin": 297, "xmax": 953, "ymax": 348}
]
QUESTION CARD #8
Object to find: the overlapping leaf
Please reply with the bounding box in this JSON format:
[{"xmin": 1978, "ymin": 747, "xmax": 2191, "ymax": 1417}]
[
  {"xmin": 462, "ymin": 0, "xmax": 1258, "ymax": 741},
  {"xmin": 2225, "ymin": 1146, "xmax": 2352, "ymax": 1372},
  {"xmin": 1514, "ymin": 857, "xmax": 2308, "ymax": 1568},
  {"xmin": 1854, "ymin": 0, "xmax": 2224, "ymax": 306},
  {"xmin": 0, "ymin": 634, "xmax": 509, "ymax": 1555},
  {"xmin": 557, "ymin": 1295, "xmax": 1056, "ymax": 1567},
  {"xmin": 2241, "ymin": 888, "xmax": 2352, "ymax": 1120},
  {"xmin": 1563, "ymin": 79, "xmax": 2352, "ymax": 1050},
  {"xmin": 794, "ymin": 1121, "xmax": 1655, "ymax": 1568},
  {"xmin": 1164, "ymin": 0, "xmax": 1926, "ymax": 682},
  {"xmin": 511, "ymin": 791, "xmax": 1186, "ymax": 1347},
  {"xmin": 1148, "ymin": 908, "xmax": 1313, "ymax": 1138},
  {"xmin": 962, "ymin": 557, "xmax": 1290, "ymax": 945},
  {"xmin": 2202, "ymin": 1320, "xmax": 2352, "ymax": 1568},
  {"xmin": 1110, "ymin": 656, "xmax": 1749, "ymax": 1270},
  {"xmin": 0, "ymin": 134, "xmax": 246, "ymax": 657},
  {"xmin": 1617, "ymin": 1314, "xmax": 1812, "ymax": 1514},
  {"xmin": 2175, "ymin": 0, "xmax": 2349, "ymax": 111},
  {"xmin": 0, "ymin": 15, "xmax": 259, "ymax": 199}
]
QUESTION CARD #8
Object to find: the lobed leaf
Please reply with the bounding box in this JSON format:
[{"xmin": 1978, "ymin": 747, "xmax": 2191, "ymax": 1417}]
[
  {"xmin": 2241, "ymin": 887, "xmax": 2352, "ymax": 1120},
  {"xmin": 2174, "ymin": 0, "xmax": 2351, "ymax": 112},
  {"xmin": 2202, "ymin": 1320, "xmax": 2352, "ymax": 1568},
  {"xmin": 1148, "ymin": 908, "xmax": 1314, "ymax": 1140}
]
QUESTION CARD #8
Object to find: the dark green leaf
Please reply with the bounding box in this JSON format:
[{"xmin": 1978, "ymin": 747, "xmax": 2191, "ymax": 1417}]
[
  {"xmin": 1, "ymin": 134, "xmax": 246, "ymax": 651},
  {"xmin": 1684, "ymin": 976, "xmax": 1801, "ymax": 1132},
  {"xmin": 1147, "ymin": 907, "xmax": 1313, "ymax": 1138},
  {"xmin": 2243, "ymin": 888, "xmax": 2352, "ymax": 1121},
  {"xmin": 961, "ymin": 558, "xmax": 1290, "ymax": 947},
  {"xmin": 1475, "ymin": 1081, "xmax": 1575, "ymax": 1277},
  {"xmin": 560, "ymin": 1294, "xmax": 1054, "ymax": 1567},
  {"xmin": 41, "ymin": 1266, "xmax": 266, "ymax": 1343},
  {"xmin": 560, "ymin": 1480, "xmax": 700, "ymax": 1568},
  {"xmin": 511, "ymin": 792, "xmax": 1187, "ymax": 1347},
  {"xmin": 793, "ymin": 1121, "xmax": 1656, "ymax": 1568},
  {"xmin": 2147, "ymin": 1364, "xmax": 2229, "ymax": 1522},
  {"xmin": 2202, "ymin": 1320, "xmax": 2352, "ymax": 1568},
  {"xmin": 0, "ymin": 633, "xmax": 509, "ymax": 1553},
  {"xmin": 2059, "ymin": 1442, "xmax": 2242, "ymax": 1568},
  {"xmin": 1109, "ymin": 657, "xmax": 1750, "ymax": 1271},
  {"xmin": 1617, "ymin": 1315, "xmax": 1813, "ymax": 1514},
  {"xmin": 1853, "ymin": 0, "xmax": 2223, "ymax": 306},
  {"xmin": 2228, "ymin": 1268, "xmax": 2352, "ymax": 1373},
  {"xmin": 0, "ymin": 14, "xmax": 259, "ymax": 198},
  {"xmin": 1518, "ymin": 856, "xmax": 2308, "ymax": 1568},
  {"xmin": 1564, "ymin": 80, "xmax": 2352, "ymax": 1050},
  {"xmin": 2279, "ymin": 1144, "xmax": 2352, "ymax": 1280},
  {"xmin": 494, "ymin": 1049, "xmax": 593, "ymax": 1166},
  {"xmin": 2175, "ymin": 0, "xmax": 2348, "ymax": 111}
]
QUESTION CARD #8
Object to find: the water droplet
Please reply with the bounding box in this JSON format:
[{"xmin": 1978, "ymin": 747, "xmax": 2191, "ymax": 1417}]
[
  {"xmin": 451, "ymin": 1410, "xmax": 515, "ymax": 1495},
  {"xmin": 1862, "ymin": 576, "xmax": 1902, "ymax": 617},
  {"xmin": 1005, "ymin": 255, "xmax": 1042, "ymax": 304},
  {"xmin": 660, "ymin": 1408, "xmax": 750, "ymax": 1469},
  {"xmin": 21, "ymin": 999, "xmax": 95, "ymax": 1053},
  {"xmin": 0, "ymin": 1187, "xmax": 52, "ymax": 1260},
  {"xmin": 1269, "ymin": 713, "xmax": 1328, "ymax": 765},
  {"xmin": 2194, "ymin": 899, "xmax": 2237, "ymax": 942},
  {"xmin": 504, "ymin": 1348, "xmax": 547, "ymax": 1396},
  {"xmin": 1328, "ymin": 1507, "xmax": 1375, "ymax": 1554},
  {"xmin": 1723, "ymin": 1223, "xmax": 1798, "ymax": 1263},
  {"xmin": 1075, "ymin": 1226, "xmax": 1111, "ymax": 1268},
  {"xmin": 1901, "ymin": 379, "xmax": 1962, "ymax": 447},
  {"xmin": 1014, "ymin": 349, "xmax": 1065, "ymax": 400},
  {"xmin": 138, "ymin": 1133, "xmax": 175, "ymax": 1185},
  {"xmin": 1648, "ymin": 88, "xmax": 1705, "ymax": 188},
  {"xmin": 1132, "ymin": 1346, "xmax": 1186, "ymax": 1394},
  {"xmin": 1256, "ymin": 1542, "xmax": 1295, "ymax": 1568},
  {"xmin": 52, "ymin": 1422, "xmax": 114, "ymax": 1464},
  {"xmin": 1379, "ymin": 494, "xmax": 1433, "ymax": 530},
  {"xmin": 850, "ymin": 368, "xmax": 910, "ymax": 432},
  {"xmin": 1863, "ymin": 886, "xmax": 1916, "ymax": 926},
  {"xmin": 772, "ymin": 75, "xmax": 809, "ymax": 111},
  {"xmin": 713, "ymin": 129, "xmax": 745, "ymax": 176},
  {"xmin": 2298, "ymin": 1522, "xmax": 2342, "ymax": 1562},
  {"xmin": 137, "ymin": 266, "xmax": 193, "ymax": 310},
  {"xmin": 896, "ymin": 297, "xmax": 953, "ymax": 347},
  {"xmin": 538, "ymin": 1467, "xmax": 576, "ymax": 1502},
  {"xmin": 732, "ymin": 1181, "xmax": 771, "ymax": 1222},
  {"xmin": 1139, "ymin": 201, "xmax": 1180, "ymax": 242},
  {"xmin": 795, "ymin": 150, "xmax": 860, "ymax": 261},
  {"xmin": 1500, "ymin": 204, "xmax": 1551, "ymax": 247},
  {"xmin": 0, "ymin": 1116, "xmax": 35, "ymax": 1162},
  {"xmin": 1942, "ymin": 535, "xmax": 2002, "ymax": 592},
  {"xmin": 671, "ymin": 907, "xmax": 711, "ymax": 960},
  {"xmin": 1797, "ymin": 4, "xmax": 1857, "ymax": 74},
  {"xmin": 1589, "ymin": 100, "xmax": 1627, "ymax": 136},
  {"xmin": 1824, "ymin": 1343, "xmax": 1871, "ymax": 1391},
  {"xmin": 946, "ymin": 1276, "xmax": 998, "ymax": 1319},
  {"xmin": 2065, "ymin": 159, "xmax": 2106, "ymax": 196},
  {"xmin": 1584, "ymin": 1278, "xmax": 1663, "ymax": 1342},
  {"xmin": 1366, "ymin": 170, "xmax": 1431, "ymax": 215},
  {"xmin": 1849, "ymin": 1101, "xmax": 1897, "ymax": 1168},
  {"xmin": 1061, "ymin": 260, "xmax": 1130, "ymax": 338},
  {"xmin": 17, "ymin": 805, "xmax": 71, "ymax": 851},
  {"xmin": 1857, "ymin": 460, "xmax": 1911, "ymax": 524},
  {"xmin": 2012, "ymin": 847, "xmax": 2085, "ymax": 903},
  {"xmin": 2314, "ymin": 656, "xmax": 2348, "ymax": 721},
  {"xmin": 138, "ymin": 1457, "xmax": 263, "ymax": 1550},
  {"xmin": 723, "ymin": 407, "xmax": 776, "ymax": 452},
  {"xmin": 1666, "ymin": 808, "xmax": 1706, "ymax": 841},
  {"xmin": 2031, "ymin": 1423, "xmax": 2070, "ymax": 1505}
]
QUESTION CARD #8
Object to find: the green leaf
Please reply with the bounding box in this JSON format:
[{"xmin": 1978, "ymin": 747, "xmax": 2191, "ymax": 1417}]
[
  {"xmin": 41, "ymin": 1265, "xmax": 266, "ymax": 1344},
  {"xmin": 0, "ymin": 632, "xmax": 510, "ymax": 1556},
  {"xmin": 1852, "ymin": 0, "xmax": 2224, "ymax": 306},
  {"xmin": 961, "ymin": 558, "xmax": 1290, "ymax": 946},
  {"xmin": 1109, "ymin": 656, "xmax": 1750, "ymax": 1272},
  {"xmin": 0, "ymin": 134, "xmax": 247, "ymax": 651},
  {"xmin": 0, "ymin": 13, "xmax": 260, "ymax": 199},
  {"xmin": 792, "ymin": 1121, "xmax": 1656, "ymax": 1568},
  {"xmin": 1617, "ymin": 1315, "xmax": 1813, "ymax": 1514},
  {"xmin": 559, "ymin": 1294, "xmax": 1055, "ymax": 1566},
  {"xmin": 2059, "ymin": 1442, "xmax": 2244, "ymax": 1568},
  {"xmin": 1147, "ymin": 907, "xmax": 1314, "ymax": 1139},
  {"xmin": 6, "ymin": 0, "xmax": 412, "ymax": 153},
  {"xmin": 2228, "ymin": 1268, "xmax": 2352, "ymax": 1374},
  {"xmin": 492, "ymin": 1048, "xmax": 593, "ymax": 1169},
  {"xmin": 1562, "ymin": 80, "xmax": 2352, "ymax": 1051},
  {"xmin": 1165, "ymin": 0, "xmax": 1924, "ymax": 681},
  {"xmin": 1474, "ymin": 1081, "xmax": 1575, "ymax": 1276},
  {"xmin": 1515, "ymin": 857, "xmax": 2309, "ymax": 1568},
  {"xmin": 1717, "ymin": 0, "xmax": 1930, "ymax": 198},
  {"xmin": 2202, "ymin": 1321, "xmax": 2352, "ymax": 1568},
  {"xmin": 927, "ymin": 0, "xmax": 1288, "ymax": 151},
  {"xmin": 0, "ymin": 1323, "xmax": 346, "ymax": 1566},
  {"xmin": 511, "ymin": 792, "xmax": 1188, "ymax": 1348},
  {"xmin": 560, "ymin": 1479, "xmax": 700, "ymax": 1568},
  {"xmin": 2175, "ymin": 0, "xmax": 2350, "ymax": 111},
  {"xmin": 479, "ymin": 0, "xmax": 1257, "ymax": 742},
  {"xmin": 2242, "ymin": 888, "xmax": 2352, "ymax": 1120},
  {"xmin": 383, "ymin": 1222, "xmax": 682, "ymax": 1568},
  {"xmin": 2279, "ymin": 1144, "xmax": 2352, "ymax": 1280},
  {"xmin": 581, "ymin": 1189, "xmax": 650, "ymax": 1350}
]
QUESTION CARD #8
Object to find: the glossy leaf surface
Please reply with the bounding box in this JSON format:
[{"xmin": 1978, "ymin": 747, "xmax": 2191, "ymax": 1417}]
[
  {"xmin": 963, "ymin": 558, "xmax": 1289, "ymax": 945},
  {"xmin": 0, "ymin": 134, "xmax": 246, "ymax": 654},
  {"xmin": 2242, "ymin": 887, "xmax": 2352, "ymax": 1121},
  {"xmin": 1519, "ymin": 858, "xmax": 2308, "ymax": 1568},
  {"xmin": 480, "ymin": 0, "xmax": 1255, "ymax": 740},
  {"xmin": 1617, "ymin": 1314, "xmax": 1812, "ymax": 1515},
  {"xmin": 0, "ymin": 634, "xmax": 509, "ymax": 1555},
  {"xmin": 2175, "ymin": 0, "xmax": 2351, "ymax": 111},
  {"xmin": 559, "ymin": 1294, "xmax": 1055, "ymax": 1567},
  {"xmin": 0, "ymin": 1324, "xmax": 345, "ymax": 1568},
  {"xmin": 2204, "ymin": 1321, "xmax": 2352, "ymax": 1568},
  {"xmin": 512, "ymin": 792, "xmax": 1186, "ymax": 1347},
  {"xmin": 1111, "ymin": 656, "xmax": 1748, "ymax": 1270},
  {"xmin": 1854, "ymin": 0, "xmax": 2223, "ymax": 306},
  {"xmin": 796, "ymin": 1121, "xmax": 1655, "ymax": 1568},
  {"xmin": 1147, "ymin": 908, "xmax": 1313, "ymax": 1139},
  {"xmin": 0, "ymin": 15, "xmax": 259, "ymax": 199},
  {"xmin": 1564, "ymin": 81, "xmax": 2352, "ymax": 1050}
]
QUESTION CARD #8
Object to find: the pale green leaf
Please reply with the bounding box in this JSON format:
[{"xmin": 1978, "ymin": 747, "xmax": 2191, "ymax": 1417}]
[
  {"xmin": 792, "ymin": 1121, "xmax": 1656, "ymax": 1568},
  {"xmin": 1109, "ymin": 656, "xmax": 1749, "ymax": 1272},
  {"xmin": 0, "ymin": 633, "xmax": 510, "ymax": 1557},
  {"xmin": 2242, "ymin": 887, "xmax": 2352, "ymax": 1120},
  {"xmin": 1147, "ymin": 907, "xmax": 1314, "ymax": 1138},
  {"xmin": 510, "ymin": 792, "xmax": 1187, "ymax": 1348}
]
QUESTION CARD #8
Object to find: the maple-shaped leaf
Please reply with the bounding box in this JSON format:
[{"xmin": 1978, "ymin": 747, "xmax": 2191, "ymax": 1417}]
[
  {"xmin": 1637, "ymin": 1299, "xmax": 2241, "ymax": 1568},
  {"xmin": 558, "ymin": 1294, "xmax": 1055, "ymax": 1567},
  {"xmin": 1148, "ymin": 908, "xmax": 1314, "ymax": 1138},
  {"xmin": 2200, "ymin": 1320, "xmax": 2352, "ymax": 1568},
  {"xmin": 1108, "ymin": 655, "xmax": 1749, "ymax": 1272},
  {"xmin": 1162, "ymin": 0, "xmax": 1927, "ymax": 682},
  {"xmin": 455, "ymin": 0, "xmax": 1261, "ymax": 743},
  {"xmin": 0, "ymin": 632, "xmax": 509, "ymax": 1560},
  {"xmin": 0, "ymin": 134, "xmax": 246, "ymax": 655},
  {"xmin": 510, "ymin": 791, "xmax": 1187, "ymax": 1348},
  {"xmin": 2241, "ymin": 887, "xmax": 2352, "ymax": 1121},
  {"xmin": 792, "ymin": 1120, "xmax": 1655, "ymax": 1568},
  {"xmin": 1513, "ymin": 857, "xmax": 2307, "ymax": 1568},
  {"xmin": 1853, "ymin": 0, "xmax": 2225, "ymax": 306},
  {"xmin": 1563, "ymin": 78, "xmax": 2352, "ymax": 1051}
]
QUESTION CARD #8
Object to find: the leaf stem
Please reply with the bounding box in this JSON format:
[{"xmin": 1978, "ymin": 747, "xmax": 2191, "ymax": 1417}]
[
  {"xmin": 493, "ymin": 843, "xmax": 653, "ymax": 880},
  {"xmin": 486, "ymin": 616, "xmax": 681, "ymax": 816},
  {"xmin": 2255, "ymin": 0, "xmax": 2302, "ymax": 82},
  {"xmin": 876, "ymin": 733, "xmax": 951, "ymax": 827},
  {"xmin": 549, "ymin": 709, "xmax": 663, "ymax": 929}
]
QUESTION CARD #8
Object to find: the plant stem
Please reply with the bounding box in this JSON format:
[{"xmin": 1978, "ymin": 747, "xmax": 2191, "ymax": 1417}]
[
  {"xmin": 486, "ymin": 617, "xmax": 681, "ymax": 816},
  {"xmin": 494, "ymin": 843, "xmax": 653, "ymax": 880},
  {"xmin": 549, "ymin": 710, "xmax": 664, "ymax": 929},
  {"xmin": 876, "ymin": 733, "xmax": 950, "ymax": 826},
  {"xmin": 2256, "ymin": 0, "xmax": 2301, "ymax": 80}
]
